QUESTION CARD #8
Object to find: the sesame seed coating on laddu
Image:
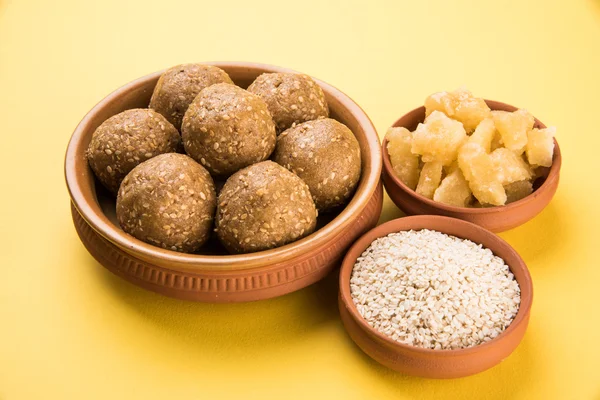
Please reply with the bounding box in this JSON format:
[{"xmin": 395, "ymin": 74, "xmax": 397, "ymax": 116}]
[
  {"xmin": 216, "ymin": 161, "xmax": 317, "ymax": 254},
  {"xmin": 87, "ymin": 108, "xmax": 181, "ymax": 194},
  {"xmin": 247, "ymin": 72, "xmax": 329, "ymax": 132},
  {"xmin": 182, "ymin": 83, "xmax": 276, "ymax": 177},
  {"xmin": 150, "ymin": 64, "xmax": 233, "ymax": 130},
  {"xmin": 116, "ymin": 153, "xmax": 216, "ymax": 253},
  {"xmin": 274, "ymin": 118, "xmax": 361, "ymax": 211}
]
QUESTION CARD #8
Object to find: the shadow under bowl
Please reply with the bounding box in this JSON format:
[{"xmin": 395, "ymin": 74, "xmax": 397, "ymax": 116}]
[
  {"xmin": 382, "ymin": 100, "xmax": 561, "ymax": 232},
  {"xmin": 338, "ymin": 215, "xmax": 533, "ymax": 378},
  {"xmin": 65, "ymin": 62, "xmax": 383, "ymax": 303}
]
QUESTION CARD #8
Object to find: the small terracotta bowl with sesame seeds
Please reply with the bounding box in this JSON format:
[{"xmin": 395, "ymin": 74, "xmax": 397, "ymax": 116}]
[
  {"xmin": 65, "ymin": 62, "xmax": 383, "ymax": 303},
  {"xmin": 338, "ymin": 215, "xmax": 533, "ymax": 379},
  {"xmin": 382, "ymin": 101, "xmax": 562, "ymax": 232}
]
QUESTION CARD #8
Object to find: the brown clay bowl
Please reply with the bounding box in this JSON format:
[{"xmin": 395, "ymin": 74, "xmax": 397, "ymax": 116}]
[
  {"xmin": 65, "ymin": 62, "xmax": 383, "ymax": 303},
  {"xmin": 382, "ymin": 100, "xmax": 562, "ymax": 232},
  {"xmin": 338, "ymin": 215, "xmax": 533, "ymax": 378}
]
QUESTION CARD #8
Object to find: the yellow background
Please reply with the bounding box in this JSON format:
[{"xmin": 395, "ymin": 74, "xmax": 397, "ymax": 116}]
[{"xmin": 1, "ymin": 0, "xmax": 599, "ymax": 398}]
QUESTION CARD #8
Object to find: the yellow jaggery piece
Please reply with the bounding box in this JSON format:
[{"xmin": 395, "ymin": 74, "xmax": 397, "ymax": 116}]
[
  {"xmin": 386, "ymin": 127, "xmax": 420, "ymax": 190},
  {"xmin": 433, "ymin": 169, "xmax": 472, "ymax": 207},
  {"xmin": 458, "ymin": 143, "xmax": 507, "ymax": 206},
  {"xmin": 416, "ymin": 161, "xmax": 443, "ymax": 199},
  {"xmin": 468, "ymin": 118, "xmax": 496, "ymax": 152},
  {"xmin": 412, "ymin": 111, "xmax": 467, "ymax": 166},
  {"xmin": 458, "ymin": 143, "xmax": 488, "ymax": 182},
  {"xmin": 505, "ymin": 180, "xmax": 533, "ymax": 204},
  {"xmin": 444, "ymin": 161, "xmax": 459, "ymax": 175},
  {"xmin": 424, "ymin": 88, "xmax": 491, "ymax": 132},
  {"xmin": 424, "ymin": 91, "xmax": 452, "ymax": 117},
  {"xmin": 490, "ymin": 148, "xmax": 532, "ymax": 185},
  {"xmin": 526, "ymin": 126, "xmax": 555, "ymax": 167},
  {"xmin": 491, "ymin": 109, "xmax": 534, "ymax": 155},
  {"xmin": 470, "ymin": 178, "xmax": 507, "ymax": 206},
  {"xmin": 452, "ymin": 88, "xmax": 492, "ymax": 133},
  {"xmin": 490, "ymin": 130, "xmax": 504, "ymax": 152}
]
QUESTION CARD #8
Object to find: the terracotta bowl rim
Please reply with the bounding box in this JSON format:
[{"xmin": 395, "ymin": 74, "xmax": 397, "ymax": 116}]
[
  {"xmin": 338, "ymin": 215, "xmax": 533, "ymax": 356},
  {"xmin": 65, "ymin": 61, "xmax": 382, "ymax": 271},
  {"xmin": 382, "ymin": 100, "xmax": 562, "ymax": 214}
]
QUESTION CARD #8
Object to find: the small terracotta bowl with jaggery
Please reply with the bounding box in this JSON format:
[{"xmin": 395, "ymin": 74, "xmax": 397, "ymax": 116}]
[
  {"xmin": 65, "ymin": 62, "xmax": 383, "ymax": 303},
  {"xmin": 381, "ymin": 100, "xmax": 562, "ymax": 232},
  {"xmin": 338, "ymin": 215, "xmax": 533, "ymax": 378}
]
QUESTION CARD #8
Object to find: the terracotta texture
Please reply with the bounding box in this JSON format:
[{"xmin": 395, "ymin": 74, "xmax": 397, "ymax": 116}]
[
  {"xmin": 338, "ymin": 215, "xmax": 533, "ymax": 378},
  {"xmin": 382, "ymin": 100, "xmax": 562, "ymax": 232},
  {"xmin": 65, "ymin": 62, "xmax": 383, "ymax": 302}
]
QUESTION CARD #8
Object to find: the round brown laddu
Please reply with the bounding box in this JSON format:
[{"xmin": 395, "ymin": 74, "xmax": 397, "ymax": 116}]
[
  {"xmin": 87, "ymin": 108, "xmax": 180, "ymax": 194},
  {"xmin": 247, "ymin": 72, "xmax": 329, "ymax": 132},
  {"xmin": 116, "ymin": 153, "xmax": 216, "ymax": 253},
  {"xmin": 215, "ymin": 161, "xmax": 317, "ymax": 254},
  {"xmin": 149, "ymin": 64, "xmax": 233, "ymax": 130},
  {"xmin": 273, "ymin": 118, "xmax": 361, "ymax": 212},
  {"xmin": 182, "ymin": 83, "xmax": 276, "ymax": 177}
]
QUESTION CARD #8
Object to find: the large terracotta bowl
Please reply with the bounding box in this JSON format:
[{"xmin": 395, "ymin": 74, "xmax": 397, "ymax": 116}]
[
  {"xmin": 338, "ymin": 216, "xmax": 533, "ymax": 378},
  {"xmin": 382, "ymin": 100, "xmax": 561, "ymax": 232},
  {"xmin": 65, "ymin": 62, "xmax": 383, "ymax": 303}
]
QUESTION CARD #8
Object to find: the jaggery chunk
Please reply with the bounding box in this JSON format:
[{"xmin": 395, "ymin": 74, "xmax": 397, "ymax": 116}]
[
  {"xmin": 452, "ymin": 89, "xmax": 492, "ymax": 133},
  {"xmin": 424, "ymin": 91, "xmax": 452, "ymax": 116},
  {"xmin": 433, "ymin": 169, "xmax": 472, "ymax": 207},
  {"xmin": 490, "ymin": 148, "xmax": 532, "ymax": 185},
  {"xmin": 526, "ymin": 127, "xmax": 555, "ymax": 167},
  {"xmin": 458, "ymin": 143, "xmax": 489, "ymax": 182},
  {"xmin": 505, "ymin": 180, "xmax": 533, "ymax": 204},
  {"xmin": 491, "ymin": 109, "xmax": 534, "ymax": 155},
  {"xmin": 424, "ymin": 88, "xmax": 491, "ymax": 132},
  {"xmin": 458, "ymin": 143, "xmax": 506, "ymax": 206},
  {"xmin": 412, "ymin": 111, "xmax": 467, "ymax": 166},
  {"xmin": 444, "ymin": 161, "xmax": 459, "ymax": 175},
  {"xmin": 386, "ymin": 127, "xmax": 420, "ymax": 190},
  {"xmin": 416, "ymin": 161, "xmax": 443, "ymax": 199},
  {"xmin": 469, "ymin": 118, "xmax": 496, "ymax": 152},
  {"xmin": 470, "ymin": 178, "xmax": 506, "ymax": 206},
  {"xmin": 490, "ymin": 130, "xmax": 504, "ymax": 152}
]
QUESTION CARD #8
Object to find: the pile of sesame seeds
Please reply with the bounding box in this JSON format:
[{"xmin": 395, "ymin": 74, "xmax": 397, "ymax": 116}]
[{"xmin": 350, "ymin": 229, "xmax": 521, "ymax": 350}]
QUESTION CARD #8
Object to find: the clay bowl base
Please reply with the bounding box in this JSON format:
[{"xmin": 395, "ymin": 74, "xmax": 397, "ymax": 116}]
[{"xmin": 71, "ymin": 183, "xmax": 382, "ymax": 303}]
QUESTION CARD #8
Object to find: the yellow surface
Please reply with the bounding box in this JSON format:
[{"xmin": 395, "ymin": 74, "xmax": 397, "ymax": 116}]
[{"xmin": 1, "ymin": 0, "xmax": 599, "ymax": 398}]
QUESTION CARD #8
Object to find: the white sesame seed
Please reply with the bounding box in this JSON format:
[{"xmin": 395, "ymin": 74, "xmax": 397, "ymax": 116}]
[{"xmin": 350, "ymin": 229, "xmax": 521, "ymax": 350}]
